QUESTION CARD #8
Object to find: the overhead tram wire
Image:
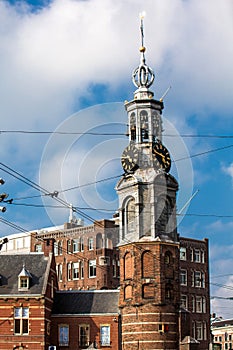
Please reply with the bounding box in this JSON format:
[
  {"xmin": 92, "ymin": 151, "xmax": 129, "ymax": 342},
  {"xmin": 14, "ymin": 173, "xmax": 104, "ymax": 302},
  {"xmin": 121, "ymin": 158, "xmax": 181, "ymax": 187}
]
[
  {"xmin": 4, "ymin": 201, "xmax": 233, "ymax": 219},
  {"xmin": 1, "ymin": 129, "xmax": 233, "ymax": 138},
  {"xmin": 0, "ymin": 218, "xmax": 117, "ymax": 275},
  {"xmin": 3, "ymin": 142, "xmax": 233, "ymax": 200},
  {"xmin": 11, "ymin": 174, "xmax": 123, "ymax": 201},
  {"xmin": 2, "ymin": 215, "xmax": 233, "ymax": 293},
  {"xmin": 2, "ymin": 160, "xmax": 232, "ymax": 219}
]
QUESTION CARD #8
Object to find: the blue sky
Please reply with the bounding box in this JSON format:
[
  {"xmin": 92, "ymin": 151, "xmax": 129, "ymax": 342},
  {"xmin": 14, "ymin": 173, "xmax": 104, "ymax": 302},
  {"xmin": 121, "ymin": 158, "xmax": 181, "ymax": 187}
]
[{"xmin": 0, "ymin": 0, "xmax": 233, "ymax": 318}]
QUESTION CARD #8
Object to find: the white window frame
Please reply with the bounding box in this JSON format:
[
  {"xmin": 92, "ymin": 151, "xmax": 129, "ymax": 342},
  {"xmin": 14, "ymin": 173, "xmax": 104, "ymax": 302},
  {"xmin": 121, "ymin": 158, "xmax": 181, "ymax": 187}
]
[
  {"xmin": 180, "ymin": 269, "xmax": 187, "ymax": 286},
  {"xmin": 196, "ymin": 296, "xmax": 202, "ymax": 313},
  {"xmin": 89, "ymin": 260, "xmax": 96, "ymax": 278},
  {"xmin": 194, "ymin": 249, "xmax": 201, "ymax": 263},
  {"xmin": 73, "ymin": 262, "xmax": 79, "ymax": 280},
  {"xmin": 180, "ymin": 247, "xmax": 187, "ymax": 261},
  {"xmin": 14, "ymin": 307, "xmax": 29, "ymax": 335},
  {"xmin": 88, "ymin": 237, "xmax": 94, "ymax": 250},
  {"xmin": 196, "ymin": 321, "xmax": 203, "ymax": 340},
  {"xmin": 73, "ymin": 239, "xmax": 79, "ymax": 252}
]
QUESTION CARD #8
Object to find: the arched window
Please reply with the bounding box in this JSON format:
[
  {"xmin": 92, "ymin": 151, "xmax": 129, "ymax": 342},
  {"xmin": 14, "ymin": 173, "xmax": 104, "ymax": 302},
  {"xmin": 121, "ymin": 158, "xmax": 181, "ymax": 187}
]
[
  {"xmin": 124, "ymin": 252, "xmax": 133, "ymax": 280},
  {"xmin": 126, "ymin": 197, "xmax": 136, "ymax": 233},
  {"xmin": 130, "ymin": 112, "xmax": 136, "ymax": 141},
  {"xmin": 140, "ymin": 110, "xmax": 149, "ymax": 141},
  {"xmin": 124, "ymin": 285, "xmax": 133, "ymax": 300},
  {"xmin": 165, "ymin": 284, "xmax": 173, "ymax": 301},
  {"xmin": 96, "ymin": 233, "xmax": 102, "ymax": 249},
  {"xmin": 152, "ymin": 112, "xmax": 161, "ymax": 140},
  {"xmin": 142, "ymin": 251, "xmax": 154, "ymax": 278},
  {"xmin": 164, "ymin": 251, "xmax": 172, "ymax": 265},
  {"xmin": 155, "ymin": 196, "xmax": 172, "ymax": 235}
]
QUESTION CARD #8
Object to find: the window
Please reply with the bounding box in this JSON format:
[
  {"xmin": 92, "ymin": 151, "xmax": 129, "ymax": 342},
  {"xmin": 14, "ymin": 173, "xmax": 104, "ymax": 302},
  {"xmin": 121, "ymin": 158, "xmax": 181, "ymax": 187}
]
[
  {"xmin": 80, "ymin": 237, "xmax": 84, "ymax": 252},
  {"xmin": 73, "ymin": 239, "xmax": 79, "ymax": 252},
  {"xmin": 196, "ymin": 296, "xmax": 202, "ymax": 312},
  {"xmin": 67, "ymin": 263, "xmax": 72, "ymax": 281},
  {"xmin": 73, "ymin": 262, "xmax": 79, "ymax": 279},
  {"xmin": 201, "ymin": 272, "xmax": 205, "ymax": 288},
  {"xmin": 57, "ymin": 264, "xmax": 63, "ymax": 282},
  {"xmin": 194, "ymin": 249, "xmax": 201, "ymax": 262},
  {"xmin": 112, "ymin": 259, "xmax": 116, "ymax": 277},
  {"xmin": 80, "ymin": 261, "xmax": 84, "ymax": 279},
  {"xmin": 202, "ymin": 297, "xmax": 206, "ymax": 313},
  {"xmin": 88, "ymin": 237, "xmax": 94, "ymax": 250},
  {"xmin": 89, "ymin": 260, "xmax": 96, "ymax": 278},
  {"xmin": 192, "ymin": 271, "xmax": 204, "ymax": 288},
  {"xmin": 196, "ymin": 321, "xmax": 203, "ymax": 340},
  {"xmin": 14, "ymin": 307, "xmax": 29, "ymax": 334},
  {"xmin": 219, "ymin": 336, "xmax": 222, "ymax": 342},
  {"xmin": 67, "ymin": 240, "xmax": 72, "ymax": 254},
  {"xmin": 230, "ymin": 335, "xmax": 232, "ymax": 341},
  {"xmin": 165, "ymin": 251, "xmax": 171, "ymax": 265},
  {"xmin": 159, "ymin": 324, "xmax": 169, "ymax": 333},
  {"xmin": 59, "ymin": 324, "xmax": 69, "ymax": 346},
  {"xmin": 54, "ymin": 242, "xmax": 58, "ymax": 256},
  {"xmin": 192, "ymin": 295, "xmax": 195, "ymax": 312},
  {"xmin": 79, "ymin": 324, "xmax": 90, "ymax": 347},
  {"xmin": 100, "ymin": 325, "xmax": 110, "ymax": 346},
  {"xmin": 190, "ymin": 249, "xmax": 193, "ymax": 262},
  {"xmin": 225, "ymin": 344, "xmax": 228, "ymax": 350},
  {"xmin": 126, "ymin": 198, "xmax": 136, "ymax": 233},
  {"xmin": 58, "ymin": 241, "xmax": 63, "ymax": 255},
  {"xmin": 19, "ymin": 277, "xmax": 29, "ymax": 289},
  {"xmin": 180, "ymin": 247, "xmax": 187, "ymax": 260},
  {"xmin": 180, "ymin": 295, "xmax": 188, "ymax": 309},
  {"xmin": 35, "ymin": 244, "xmax": 42, "ymax": 252},
  {"xmin": 180, "ymin": 269, "xmax": 187, "ymax": 286},
  {"xmin": 165, "ymin": 285, "xmax": 172, "ymax": 300}
]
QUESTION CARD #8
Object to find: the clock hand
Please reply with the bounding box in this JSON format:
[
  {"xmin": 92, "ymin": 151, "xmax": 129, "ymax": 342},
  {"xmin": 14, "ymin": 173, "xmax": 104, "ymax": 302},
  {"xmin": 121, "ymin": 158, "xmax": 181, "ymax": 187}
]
[{"xmin": 154, "ymin": 150, "xmax": 165, "ymax": 160}]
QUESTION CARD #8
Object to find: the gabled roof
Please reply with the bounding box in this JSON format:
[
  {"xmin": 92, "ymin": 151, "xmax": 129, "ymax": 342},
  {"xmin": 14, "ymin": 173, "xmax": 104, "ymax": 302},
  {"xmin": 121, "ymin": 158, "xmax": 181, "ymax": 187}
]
[
  {"xmin": 52, "ymin": 290, "xmax": 119, "ymax": 315},
  {"xmin": 0, "ymin": 253, "xmax": 51, "ymax": 296}
]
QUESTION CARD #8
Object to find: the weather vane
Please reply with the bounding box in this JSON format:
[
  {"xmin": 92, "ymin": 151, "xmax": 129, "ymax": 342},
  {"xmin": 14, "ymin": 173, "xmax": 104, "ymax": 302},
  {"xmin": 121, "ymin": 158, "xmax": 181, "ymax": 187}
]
[
  {"xmin": 132, "ymin": 11, "xmax": 155, "ymax": 90},
  {"xmin": 140, "ymin": 11, "xmax": 146, "ymax": 51}
]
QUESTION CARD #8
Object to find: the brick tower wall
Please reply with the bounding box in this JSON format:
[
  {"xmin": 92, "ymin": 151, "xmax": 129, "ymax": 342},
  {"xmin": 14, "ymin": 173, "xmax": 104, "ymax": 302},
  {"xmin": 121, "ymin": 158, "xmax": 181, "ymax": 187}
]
[{"xmin": 119, "ymin": 241, "xmax": 180, "ymax": 349}]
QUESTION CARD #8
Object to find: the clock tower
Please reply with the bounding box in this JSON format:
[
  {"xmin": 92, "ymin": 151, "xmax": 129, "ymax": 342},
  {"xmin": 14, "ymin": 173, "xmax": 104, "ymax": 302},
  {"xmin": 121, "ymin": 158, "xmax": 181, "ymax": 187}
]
[{"xmin": 116, "ymin": 15, "xmax": 180, "ymax": 349}]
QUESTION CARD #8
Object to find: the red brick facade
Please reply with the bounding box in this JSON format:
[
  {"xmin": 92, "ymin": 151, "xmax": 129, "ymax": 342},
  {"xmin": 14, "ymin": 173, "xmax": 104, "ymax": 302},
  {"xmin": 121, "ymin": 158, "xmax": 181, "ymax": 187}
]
[
  {"xmin": 33, "ymin": 220, "xmax": 120, "ymax": 291},
  {"xmin": 50, "ymin": 314, "xmax": 120, "ymax": 349},
  {"xmin": 119, "ymin": 241, "xmax": 180, "ymax": 349},
  {"xmin": 0, "ymin": 250, "xmax": 57, "ymax": 350}
]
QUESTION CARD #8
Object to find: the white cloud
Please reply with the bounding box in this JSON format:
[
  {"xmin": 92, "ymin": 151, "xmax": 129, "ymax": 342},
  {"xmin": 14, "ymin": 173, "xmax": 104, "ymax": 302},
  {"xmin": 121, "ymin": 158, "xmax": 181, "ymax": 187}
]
[{"xmin": 222, "ymin": 163, "xmax": 233, "ymax": 185}]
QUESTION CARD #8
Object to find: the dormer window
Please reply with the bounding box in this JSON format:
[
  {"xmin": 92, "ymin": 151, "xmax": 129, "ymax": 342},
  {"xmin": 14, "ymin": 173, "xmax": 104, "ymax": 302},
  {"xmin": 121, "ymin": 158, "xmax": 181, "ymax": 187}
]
[{"xmin": 18, "ymin": 265, "xmax": 31, "ymax": 291}]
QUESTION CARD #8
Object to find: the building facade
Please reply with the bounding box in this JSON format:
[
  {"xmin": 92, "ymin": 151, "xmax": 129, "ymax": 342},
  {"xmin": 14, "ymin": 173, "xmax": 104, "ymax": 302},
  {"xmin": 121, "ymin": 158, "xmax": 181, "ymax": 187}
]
[
  {"xmin": 212, "ymin": 319, "xmax": 233, "ymax": 350},
  {"xmin": 0, "ymin": 240, "xmax": 57, "ymax": 350}
]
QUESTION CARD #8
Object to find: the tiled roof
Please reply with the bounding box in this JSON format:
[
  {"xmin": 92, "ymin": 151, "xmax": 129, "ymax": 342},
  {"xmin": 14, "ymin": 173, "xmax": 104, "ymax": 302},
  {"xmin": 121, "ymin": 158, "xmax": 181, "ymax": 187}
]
[
  {"xmin": 52, "ymin": 290, "xmax": 119, "ymax": 315},
  {"xmin": 0, "ymin": 253, "xmax": 50, "ymax": 296}
]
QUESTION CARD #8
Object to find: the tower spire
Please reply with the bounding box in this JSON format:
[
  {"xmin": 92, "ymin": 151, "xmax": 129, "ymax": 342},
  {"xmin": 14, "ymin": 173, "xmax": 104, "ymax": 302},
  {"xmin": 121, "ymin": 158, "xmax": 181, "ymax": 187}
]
[{"xmin": 132, "ymin": 12, "xmax": 155, "ymax": 91}]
